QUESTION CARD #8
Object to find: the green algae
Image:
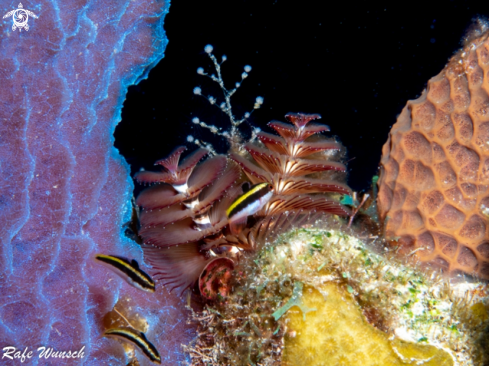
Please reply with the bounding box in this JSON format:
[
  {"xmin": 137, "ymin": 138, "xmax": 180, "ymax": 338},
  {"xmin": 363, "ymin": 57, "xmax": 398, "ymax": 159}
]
[{"xmin": 272, "ymin": 281, "xmax": 316, "ymax": 321}]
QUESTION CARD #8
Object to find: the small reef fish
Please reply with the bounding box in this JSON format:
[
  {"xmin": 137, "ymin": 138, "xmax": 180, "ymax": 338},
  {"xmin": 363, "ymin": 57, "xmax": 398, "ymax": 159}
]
[
  {"xmin": 226, "ymin": 182, "xmax": 273, "ymax": 233},
  {"xmin": 104, "ymin": 327, "xmax": 161, "ymax": 364},
  {"xmin": 94, "ymin": 254, "xmax": 155, "ymax": 293}
]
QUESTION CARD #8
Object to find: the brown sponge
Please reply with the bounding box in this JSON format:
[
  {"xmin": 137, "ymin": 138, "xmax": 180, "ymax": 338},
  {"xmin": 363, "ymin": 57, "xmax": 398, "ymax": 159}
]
[{"xmin": 378, "ymin": 21, "xmax": 489, "ymax": 279}]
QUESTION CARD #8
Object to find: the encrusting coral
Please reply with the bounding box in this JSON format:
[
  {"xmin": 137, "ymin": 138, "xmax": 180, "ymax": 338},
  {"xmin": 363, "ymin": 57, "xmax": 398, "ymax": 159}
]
[{"xmin": 378, "ymin": 19, "xmax": 489, "ymax": 279}]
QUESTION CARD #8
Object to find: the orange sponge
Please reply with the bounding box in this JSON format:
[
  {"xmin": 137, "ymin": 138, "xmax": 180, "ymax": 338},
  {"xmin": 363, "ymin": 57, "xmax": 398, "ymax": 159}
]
[{"xmin": 378, "ymin": 21, "xmax": 489, "ymax": 279}]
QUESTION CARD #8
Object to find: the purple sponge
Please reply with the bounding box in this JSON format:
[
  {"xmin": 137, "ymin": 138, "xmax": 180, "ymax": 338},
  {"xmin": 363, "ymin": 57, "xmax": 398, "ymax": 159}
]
[{"xmin": 0, "ymin": 1, "xmax": 193, "ymax": 364}]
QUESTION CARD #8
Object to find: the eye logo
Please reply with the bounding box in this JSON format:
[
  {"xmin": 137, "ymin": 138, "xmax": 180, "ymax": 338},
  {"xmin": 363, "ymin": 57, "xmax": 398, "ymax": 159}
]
[{"xmin": 3, "ymin": 3, "xmax": 38, "ymax": 32}]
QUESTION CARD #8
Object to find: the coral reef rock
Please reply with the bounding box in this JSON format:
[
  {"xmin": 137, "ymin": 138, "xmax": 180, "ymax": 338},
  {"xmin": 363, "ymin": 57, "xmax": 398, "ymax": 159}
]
[
  {"xmin": 185, "ymin": 227, "xmax": 488, "ymax": 365},
  {"xmin": 378, "ymin": 22, "xmax": 489, "ymax": 279},
  {"xmin": 0, "ymin": 1, "xmax": 194, "ymax": 365}
]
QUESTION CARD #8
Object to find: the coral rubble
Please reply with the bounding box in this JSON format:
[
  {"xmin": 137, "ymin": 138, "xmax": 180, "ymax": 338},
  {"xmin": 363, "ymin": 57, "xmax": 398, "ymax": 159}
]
[{"xmin": 378, "ymin": 20, "xmax": 489, "ymax": 279}]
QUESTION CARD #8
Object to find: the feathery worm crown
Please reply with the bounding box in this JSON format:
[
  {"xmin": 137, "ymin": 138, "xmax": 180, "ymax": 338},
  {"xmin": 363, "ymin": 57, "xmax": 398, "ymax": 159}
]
[{"xmin": 135, "ymin": 113, "xmax": 351, "ymax": 297}]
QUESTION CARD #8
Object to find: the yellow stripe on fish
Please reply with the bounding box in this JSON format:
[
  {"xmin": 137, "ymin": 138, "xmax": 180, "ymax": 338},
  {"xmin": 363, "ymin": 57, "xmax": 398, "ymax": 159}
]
[
  {"xmin": 104, "ymin": 327, "xmax": 161, "ymax": 364},
  {"xmin": 95, "ymin": 254, "xmax": 155, "ymax": 293},
  {"xmin": 226, "ymin": 182, "xmax": 273, "ymax": 223}
]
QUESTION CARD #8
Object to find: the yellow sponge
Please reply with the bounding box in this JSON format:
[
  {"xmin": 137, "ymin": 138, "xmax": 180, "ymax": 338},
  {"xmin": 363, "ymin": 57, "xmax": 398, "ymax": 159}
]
[{"xmin": 283, "ymin": 283, "xmax": 453, "ymax": 366}]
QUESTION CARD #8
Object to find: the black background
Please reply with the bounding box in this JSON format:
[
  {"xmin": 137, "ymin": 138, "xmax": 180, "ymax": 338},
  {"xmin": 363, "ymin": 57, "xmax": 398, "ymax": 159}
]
[{"xmin": 115, "ymin": 1, "xmax": 488, "ymax": 193}]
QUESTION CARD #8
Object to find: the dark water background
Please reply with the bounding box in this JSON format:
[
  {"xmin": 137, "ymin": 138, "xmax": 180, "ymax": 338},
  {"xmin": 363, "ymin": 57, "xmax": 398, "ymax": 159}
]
[{"xmin": 116, "ymin": 0, "xmax": 488, "ymax": 192}]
